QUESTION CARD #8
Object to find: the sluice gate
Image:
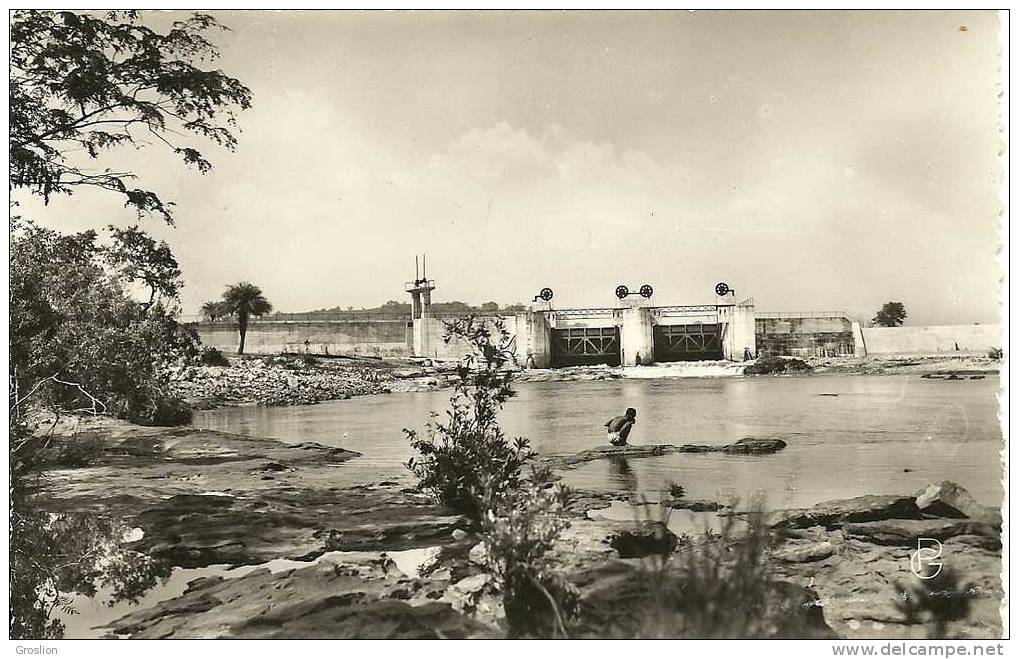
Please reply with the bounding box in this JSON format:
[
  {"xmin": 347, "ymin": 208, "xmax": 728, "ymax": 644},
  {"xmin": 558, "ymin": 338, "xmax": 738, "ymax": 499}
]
[
  {"xmin": 652, "ymin": 323, "xmax": 724, "ymax": 362},
  {"xmin": 550, "ymin": 326, "xmax": 621, "ymax": 367}
]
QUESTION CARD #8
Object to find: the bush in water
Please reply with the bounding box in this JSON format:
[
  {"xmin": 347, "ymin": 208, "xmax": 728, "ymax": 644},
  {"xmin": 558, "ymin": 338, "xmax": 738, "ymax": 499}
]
[{"xmin": 405, "ymin": 316, "xmax": 534, "ymax": 522}]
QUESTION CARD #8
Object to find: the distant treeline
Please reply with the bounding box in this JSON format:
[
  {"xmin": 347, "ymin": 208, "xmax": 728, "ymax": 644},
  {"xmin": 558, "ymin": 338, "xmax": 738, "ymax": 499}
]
[{"xmin": 271, "ymin": 300, "xmax": 528, "ymax": 319}]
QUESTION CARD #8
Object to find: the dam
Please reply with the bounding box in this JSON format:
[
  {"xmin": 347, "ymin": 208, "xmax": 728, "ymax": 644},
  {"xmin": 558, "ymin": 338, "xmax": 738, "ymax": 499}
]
[
  {"xmin": 191, "ymin": 269, "xmax": 889, "ymax": 365},
  {"xmin": 190, "ymin": 262, "xmax": 1000, "ymax": 364},
  {"xmin": 405, "ymin": 276, "xmax": 760, "ymax": 367}
]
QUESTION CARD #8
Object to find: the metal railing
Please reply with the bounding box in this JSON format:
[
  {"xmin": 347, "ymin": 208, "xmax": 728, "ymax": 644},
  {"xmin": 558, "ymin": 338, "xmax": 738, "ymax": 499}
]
[
  {"xmin": 405, "ymin": 279, "xmax": 436, "ymax": 292},
  {"xmin": 653, "ymin": 304, "xmax": 721, "ymax": 315},
  {"xmin": 546, "ymin": 307, "xmax": 618, "ymax": 317}
]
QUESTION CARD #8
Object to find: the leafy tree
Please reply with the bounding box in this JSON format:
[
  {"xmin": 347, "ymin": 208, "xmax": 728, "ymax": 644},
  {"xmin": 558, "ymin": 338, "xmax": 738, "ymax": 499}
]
[
  {"xmin": 873, "ymin": 301, "xmax": 907, "ymax": 327},
  {"xmin": 10, "ymin": 10, "xmax": 252, "ymax": 223},
  {"xmin": 220, "ymin": 282, "xmax": 273, "ymax": 354},
  {"xmin": 10, "ymin": 221, "xmax": 199, "ymax": 435},
  {"xmin": 103, "ymin": 225, "xmax": 181, "ymax": 307}
]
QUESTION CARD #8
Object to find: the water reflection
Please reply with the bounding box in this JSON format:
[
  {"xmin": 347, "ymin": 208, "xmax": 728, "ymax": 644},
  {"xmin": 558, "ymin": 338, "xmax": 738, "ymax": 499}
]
[
  {"xmin": 10, "ymin": 493, "xmax": 170, "ymax": 639},
  {"xmin": 608, "ymin": 456, "xmax": 638, "ymax": 493}
]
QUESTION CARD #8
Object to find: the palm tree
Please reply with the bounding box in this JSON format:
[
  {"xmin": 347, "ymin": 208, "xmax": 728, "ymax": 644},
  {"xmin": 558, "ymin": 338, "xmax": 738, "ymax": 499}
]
[
  {"xmin": 221, "ymin": 282, "xmax": 272, "ymax": 354},
  {"xmin": 200, "ymin": 300, "xmax": 230, "ymax": 322}
]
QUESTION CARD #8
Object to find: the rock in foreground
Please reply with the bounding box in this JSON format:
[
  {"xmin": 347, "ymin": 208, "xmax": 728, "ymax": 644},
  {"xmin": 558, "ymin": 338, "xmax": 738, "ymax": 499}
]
[{"xmin": 108, "ymin": 551, "xmax": 496, "ymax": 639}]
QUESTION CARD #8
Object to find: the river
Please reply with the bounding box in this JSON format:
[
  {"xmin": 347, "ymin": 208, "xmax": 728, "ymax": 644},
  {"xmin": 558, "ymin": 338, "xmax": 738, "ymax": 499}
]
[{"xmin": 192, "ymin": 373, "xmax": 1004, "ymax": 508}]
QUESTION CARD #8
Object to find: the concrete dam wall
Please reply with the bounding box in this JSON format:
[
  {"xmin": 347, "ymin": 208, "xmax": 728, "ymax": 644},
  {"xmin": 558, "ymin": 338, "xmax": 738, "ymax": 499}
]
[
  {"xmin": 191, "ymin": 312, "xmax": 1000, "ymax": 363},
  {"xmin": 194, "ymin": 319, "xmax": 412, "ymax": 357},
  {"xmin": 755, "ymin": 315, "xmax": 856, "ymax": 358},
  {"xmin": 861, "ymin": 324, "xmax": 1002, "ymax": 356}
]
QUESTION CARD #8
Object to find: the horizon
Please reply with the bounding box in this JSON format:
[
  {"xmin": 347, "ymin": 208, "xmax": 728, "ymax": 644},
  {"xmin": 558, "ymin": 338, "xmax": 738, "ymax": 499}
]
[{"xmin": 14, "ymin": 9, "xmax": 1004, "ymax": 326}]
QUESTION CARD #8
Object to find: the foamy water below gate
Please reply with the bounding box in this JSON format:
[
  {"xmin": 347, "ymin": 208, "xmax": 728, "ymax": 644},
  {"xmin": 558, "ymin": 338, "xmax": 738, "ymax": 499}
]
[{"xmin": 192, "ymin": 374, "xmax": 1004, "ymax": 508}]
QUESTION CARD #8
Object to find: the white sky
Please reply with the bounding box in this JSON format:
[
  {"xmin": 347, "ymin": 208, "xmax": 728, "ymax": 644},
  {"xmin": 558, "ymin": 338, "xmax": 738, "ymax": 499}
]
[{"xmin": 15, "ymin": 10, "xmax": 1004, "ymax": 324}]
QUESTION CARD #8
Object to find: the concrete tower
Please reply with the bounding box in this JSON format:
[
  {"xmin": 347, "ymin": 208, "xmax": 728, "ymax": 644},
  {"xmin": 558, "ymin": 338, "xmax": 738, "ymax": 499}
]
[
  {"xmin": 405, "ymin": 254, "xmax": 435, "ymax": 320},
  {"xmin": 406, "ymin": 255, "xmax": 436, "ymax": 357}
]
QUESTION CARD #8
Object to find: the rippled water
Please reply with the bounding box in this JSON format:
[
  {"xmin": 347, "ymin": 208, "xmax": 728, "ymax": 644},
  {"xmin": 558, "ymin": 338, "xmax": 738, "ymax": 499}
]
[{"xmin": 191, "ymin": 374, "xmax": 1004, "ymax": 508}]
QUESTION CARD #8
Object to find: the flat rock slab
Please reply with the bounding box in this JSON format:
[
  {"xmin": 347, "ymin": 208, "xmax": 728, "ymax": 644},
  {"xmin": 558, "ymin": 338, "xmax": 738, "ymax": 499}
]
[
  {"xmin": 766, "ymin": 495, "xmax": 922, "ymax": 530},
  {"xmin": 843, "ymin": 519, "xmax": 1000, "ymax": 546},
  {"xmin": 30, "ymin": 425, "xmax": 465, "ymax": 569},
  {"xmin": 772, "ymin": 541, "xmax": 836, "ymax": 563},
  {"xmin": 102, "ymin": 427, "xmax": 361, "ymax": 467},
  {"xmin": 108, "ymin": 551, "xmax": 495, "ymax": 639},
  {"xmin": 128, "ymin": 488, "xmax": 465, "ymax": 568},
  {"xmin": 544, "ymin": 437, "xmax": 787, "ymax": 469}
]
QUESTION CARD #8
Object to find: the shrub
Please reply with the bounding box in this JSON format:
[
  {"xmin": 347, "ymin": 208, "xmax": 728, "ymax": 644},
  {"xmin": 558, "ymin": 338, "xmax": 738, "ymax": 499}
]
[
  {"xmin": 615, "ymin": 505, "xmax": 831, "ymax": 639},
  {"xmin": 200, "ymin": 346, "xmax": 230, "ymax": 367},
  {"xmin": 406, "ymin": 316, "xmax": 534, "ymax": 521},
  {"xmin": 894, "ymin": 567, "xmax": 976, "ymax": 639},
  {"xmin": 988, "ymin": 347, "xmax": 1003, "ymax": 360},
  {"xmin": 137, "ymin": 393, "xmax": 193, "ymax": 427},
  {"xmin": 478, "ymin": 477, "xmax": 578, "ymax": 638},
  {"xmin": 39, "ymin": 434, "xmax": 105, "ymax": 468}
]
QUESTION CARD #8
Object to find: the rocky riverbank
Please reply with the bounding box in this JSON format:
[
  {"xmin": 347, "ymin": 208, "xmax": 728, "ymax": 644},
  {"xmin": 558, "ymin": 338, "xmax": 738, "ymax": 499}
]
[
  {"xmin": 167, "ymin": 355, "xmax": 460, "ymax": 409},
  {"xmin": 808, "ymin": 355, "xmax": 1001, "ymax": 377},
  {"xmin": 166, "ymin": 353, "xmax": 1001, "ymax": 414},
  {"xmin": 25, "ymin": 419, "xmax": 1003, "ymax": 640}
]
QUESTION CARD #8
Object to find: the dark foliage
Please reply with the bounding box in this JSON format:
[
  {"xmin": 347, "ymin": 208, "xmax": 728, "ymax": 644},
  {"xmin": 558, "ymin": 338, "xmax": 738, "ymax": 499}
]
[
  {"xmin": 10, "ymin": 10, "xmax": 251, "ymax": 223},
  {"xmin": 10, "ymin": 488, "xmax": 171, "ymax": 639},
  {"xmin": 103, "ymin": 225, "xmax": 181, "ymax": 306},
  {"xmin": 894, "ymin": 568, "xmax": 976, "ymax": 639},
  {"xmin": 743, "ymin": 356, "xmax": 811, "ymax": 375},
  {"xmin": 37, "ymin": 433, "xmax": 105, "ymax": 468},
  {"xmin": 200, "ymin": 300, "xmax": 231, "ymax": 321},
  {"xmin": 199, "ymin": 346, "xmax": 230, "ymax": 367},
  {"xmin": 479, "ymin": 479, "xmax": 579, "ymax": 638},
  {"xmin": 10, "ymin": 220, "xmax": 200, "ymax": 476},
  {"xmin": 873, "ymin": 301, "xmax": 908, "ymax": 327},
  {"xmin": 617, "ymin": 508, "xmax": 832, "ymax": 639}
]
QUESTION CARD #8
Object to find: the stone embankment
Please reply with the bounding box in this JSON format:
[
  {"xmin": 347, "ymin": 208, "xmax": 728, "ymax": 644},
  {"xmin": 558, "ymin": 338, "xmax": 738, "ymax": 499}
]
[{"xmin": 168, "ymin": 355, "xmax": 459, "ymax": 409}]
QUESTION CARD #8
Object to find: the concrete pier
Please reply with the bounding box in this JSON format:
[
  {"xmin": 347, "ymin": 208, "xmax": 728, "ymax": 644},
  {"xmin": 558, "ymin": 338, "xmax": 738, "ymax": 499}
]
[
  {"xmin": 620, "ymin": 306, "xmax": 655, "ymax": 366},
  {"xmin": 515, "ymin": 310, "xmax": 553, "ymax": 368},
  {"xmin": 719, "ymin": 301, "xmax": 757, "ymax": 361}
]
